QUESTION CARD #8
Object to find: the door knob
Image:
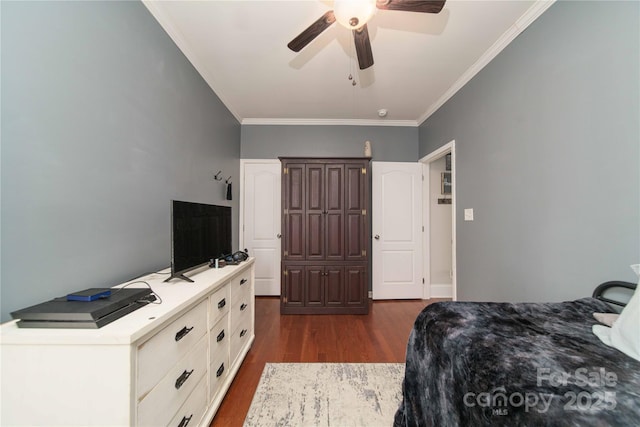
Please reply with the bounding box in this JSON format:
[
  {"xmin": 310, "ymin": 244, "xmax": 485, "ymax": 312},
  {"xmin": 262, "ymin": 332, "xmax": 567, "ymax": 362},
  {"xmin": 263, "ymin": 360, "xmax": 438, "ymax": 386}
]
[
  {"xmin": 277, "ymin": 234, "xmax": 282, "ymax": 239},
  {"xmin": 374, "ymin": 235, "xmax": 380, "ymax": 240}
]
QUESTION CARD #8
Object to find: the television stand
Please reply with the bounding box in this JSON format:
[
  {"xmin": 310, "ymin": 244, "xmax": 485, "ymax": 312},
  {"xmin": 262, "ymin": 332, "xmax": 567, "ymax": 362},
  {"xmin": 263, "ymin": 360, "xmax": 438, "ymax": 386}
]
[{"xmin": 1, "ymin": 259, "xmax": 255, "ymax": 426}]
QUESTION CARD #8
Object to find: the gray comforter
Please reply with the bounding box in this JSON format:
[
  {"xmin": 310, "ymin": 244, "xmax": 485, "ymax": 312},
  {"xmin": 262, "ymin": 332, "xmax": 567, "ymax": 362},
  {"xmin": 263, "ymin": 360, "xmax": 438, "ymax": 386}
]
[{"xmin": 394, "ymin": 298, "xmax": 640, "ymax": 426}]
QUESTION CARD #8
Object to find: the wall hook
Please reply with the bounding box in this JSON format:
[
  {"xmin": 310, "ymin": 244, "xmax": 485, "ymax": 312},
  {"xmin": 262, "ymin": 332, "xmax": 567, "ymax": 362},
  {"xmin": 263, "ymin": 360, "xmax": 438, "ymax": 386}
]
[
  {"xmin": 214, "ymin": 171, "xmax": 223, "ymax": 181},
  {"xmin": 225, "ymin": 176, "xmax": 232, "ymax": 184}
]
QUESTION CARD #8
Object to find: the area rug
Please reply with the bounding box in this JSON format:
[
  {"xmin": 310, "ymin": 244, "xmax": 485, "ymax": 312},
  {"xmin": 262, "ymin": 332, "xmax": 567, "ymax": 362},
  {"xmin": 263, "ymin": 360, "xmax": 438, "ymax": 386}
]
[{"xmin": 243, "ymin": 362, "xmax": 404, "ymax": 426}]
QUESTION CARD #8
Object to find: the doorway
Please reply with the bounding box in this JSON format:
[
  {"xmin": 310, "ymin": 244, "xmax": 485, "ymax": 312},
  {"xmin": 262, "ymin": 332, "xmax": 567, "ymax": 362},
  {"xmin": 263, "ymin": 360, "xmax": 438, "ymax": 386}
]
[
  {"xmin": 371, "ymin": 162, "xmax": 423, "ymax": 299},
  {"xmin": 240, "ymin": 159, "xmax": 282, "ymax": 296},
  {"xmin": 420, "ymin": 141, "xmax": 457, "ymax": 300}
]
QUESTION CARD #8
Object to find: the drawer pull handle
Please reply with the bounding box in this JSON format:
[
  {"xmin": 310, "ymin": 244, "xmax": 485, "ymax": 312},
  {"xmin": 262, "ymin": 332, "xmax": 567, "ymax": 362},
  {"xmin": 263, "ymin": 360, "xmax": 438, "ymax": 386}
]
[
  {"xmin": 240, "ymin": 329, "xmax": 248, "ymax": 338},
  {"xmin": 216, "ymin": 330, "xmax": 225, "ymax": 342},
  {"xmin": 240, "ymin": 303, "xmax": 247, "ymax": 311},
  {"xmin": 175, "ymin": 326, "xmax": 194, "ymax": 342},
  {"xmin": 240, "ymin": 278, "xmax": 248, "ymax": 285},
  {"xmin": 216, "ymin": 363, "xmax": 225, "ymax": 378},
  {"xmin": 175, "ymin": 369, "xmax": 194, "ymax": 390},
  {"xmin": 177, "ymin": 414, "xmax": 193, "ymax": 427},
  {"xmin": 217, "ymin": 298, "xmax": 226, "ymax": 309}
]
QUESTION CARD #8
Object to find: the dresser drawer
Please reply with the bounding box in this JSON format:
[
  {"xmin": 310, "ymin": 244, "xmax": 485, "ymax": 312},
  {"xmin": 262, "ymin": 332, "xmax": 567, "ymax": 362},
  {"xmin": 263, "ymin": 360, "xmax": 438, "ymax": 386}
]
[
  {"xmin": 208, "ymin": 285, "xmax": 229, "ymax": 329},
  {"xmin": 210, "ymin": 316, "xmax": 229, "ymax": 359},
  {"xmin": 229, "ymin": 273, "xmax": 251, "ymax": 305},
  {"xmin": 137, "ymin": 301, "xmax": 207, "ymax": 400},
  {"xmin": 137, "ymin": 336, "xmax": 207, "ymax": 427},
  {"xmin": 209, "ymin": 349, "xmax": 230, "ymax": 400},
  {"xmin": 230, "ymin": 314, "xmax": 253, "ymax": 365},
  {"xmin": 168, "ymin": 376, "xmax": 207, "ymax": 427},
  {"xmin": 230, "ymin": 296, "xmax": 252, "ymax": 335}
]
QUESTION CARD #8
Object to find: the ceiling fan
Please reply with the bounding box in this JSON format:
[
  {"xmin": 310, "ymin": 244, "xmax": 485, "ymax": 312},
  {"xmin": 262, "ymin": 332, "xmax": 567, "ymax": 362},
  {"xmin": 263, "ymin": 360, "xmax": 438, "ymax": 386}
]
[{"xmin": 287, "ymin": 0, "xmax": 446, "ymax": 70}]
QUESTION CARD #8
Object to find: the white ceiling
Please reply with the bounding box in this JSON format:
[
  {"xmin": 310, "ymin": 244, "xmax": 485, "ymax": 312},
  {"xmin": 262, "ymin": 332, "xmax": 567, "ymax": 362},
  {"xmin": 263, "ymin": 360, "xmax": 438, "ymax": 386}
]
[{"xmin": 143, "ymin": 0, "xmax": 554, "ymax": 126}]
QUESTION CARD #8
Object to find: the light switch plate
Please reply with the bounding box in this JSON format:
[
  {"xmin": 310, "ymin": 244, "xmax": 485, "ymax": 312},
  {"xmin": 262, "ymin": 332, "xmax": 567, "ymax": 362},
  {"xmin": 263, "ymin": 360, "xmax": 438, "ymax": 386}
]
[{"xmin": 464, "ymin": 208, "xmax": 474, "ymax": 221}]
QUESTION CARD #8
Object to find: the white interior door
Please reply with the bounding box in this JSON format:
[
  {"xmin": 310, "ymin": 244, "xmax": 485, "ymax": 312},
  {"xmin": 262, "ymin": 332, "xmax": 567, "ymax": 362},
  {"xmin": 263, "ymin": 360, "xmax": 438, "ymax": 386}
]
[
  {"xmin": 242, "ymin": 161, "xmax": 281, "ymax": 295},
  {"xmin": 372, "ymin": 162, "xmax": 423, "ymax": 299}
]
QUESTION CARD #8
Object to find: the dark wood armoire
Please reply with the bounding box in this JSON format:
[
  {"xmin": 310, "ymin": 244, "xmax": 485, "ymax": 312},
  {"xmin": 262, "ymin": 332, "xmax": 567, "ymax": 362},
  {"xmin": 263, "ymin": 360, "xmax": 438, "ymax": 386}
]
[{"xmin": 280, "ymin": 158, "xmax": 370, "ymax": 314}]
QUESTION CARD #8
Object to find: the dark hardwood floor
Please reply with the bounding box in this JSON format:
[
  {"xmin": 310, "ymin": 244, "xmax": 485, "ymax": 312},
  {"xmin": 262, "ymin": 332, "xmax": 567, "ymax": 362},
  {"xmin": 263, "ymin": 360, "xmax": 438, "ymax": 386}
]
[{"xmin": 210, "ymin": 296, "xmax": 446, "ymax": 426}]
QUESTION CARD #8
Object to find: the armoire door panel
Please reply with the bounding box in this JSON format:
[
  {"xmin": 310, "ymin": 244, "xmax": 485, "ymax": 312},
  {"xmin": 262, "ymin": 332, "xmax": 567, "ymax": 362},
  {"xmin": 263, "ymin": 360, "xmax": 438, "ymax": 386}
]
[
  {"xmin": 287, "ymin": 165, "xmax": 305, "ymax": 211},
  {"xmin": 345, "ymin": 213, "xmax": 363, "ymax": 260},
  {"xmin": 306, "ymin": 164, "xmax": 325, "ymax": 260},
  {"xmin": 306, "ymin": 213, "xmax": 324, "ymax": 260},
  {"xmin": 283, "ymin": 163, "xmax": 306, "ymax": 261},
  {"xmin": 306, "ymin": 165, "xmax": 324, "ymax": 212},
  {"xmin": 326, "ymin": 165, "xmax": 344, "ymax": 211},
  {"xmin": 325, "ymin": 267, "xmax": 344, "ymax": 306},
  {"xmin": 345, "ymin": 266, "xmax": 366, "ymax": 306},
  {"xmin": 285, "ymin": 213, "xmax": 305, "ymax": 260},
  {"xmin": 345, "ymin": 163, "xmax": 366, "ymax": 261},
  {"xmin": 326, "ymin": 212, "xmax": 344, "ymax": 260},
  {"xmin": 326, "ymin": 164, "xmax": 345, "ymax": 260},
  {"xmin": 305, "ymin": 266, "xmax": 325, "ymax": 306},
  {"xmin": 283, "ymin": 266, "xmax": 305, "ymax": 307},
  {"xmin": 346, "ymin": 165, "xmax": 364, "ymax": 211}
]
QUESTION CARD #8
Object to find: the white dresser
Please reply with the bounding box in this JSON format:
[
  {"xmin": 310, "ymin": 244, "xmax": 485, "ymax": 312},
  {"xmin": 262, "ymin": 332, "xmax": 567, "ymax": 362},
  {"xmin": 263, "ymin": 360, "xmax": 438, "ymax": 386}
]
[{"xmin": 0, "ymin": 259, "xmax": 255, "ymax": 427}]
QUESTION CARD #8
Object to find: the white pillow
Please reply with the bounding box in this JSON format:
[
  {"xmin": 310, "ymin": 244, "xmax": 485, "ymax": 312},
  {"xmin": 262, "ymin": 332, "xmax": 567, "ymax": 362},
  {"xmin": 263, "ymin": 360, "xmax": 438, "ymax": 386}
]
[
  {"xmin": 607, "ymin": 264, "xmax": 640, "ymax": 361},
  {"xmin": 593, "ymin": 312, "xmax": 619, "ymax": 327}
]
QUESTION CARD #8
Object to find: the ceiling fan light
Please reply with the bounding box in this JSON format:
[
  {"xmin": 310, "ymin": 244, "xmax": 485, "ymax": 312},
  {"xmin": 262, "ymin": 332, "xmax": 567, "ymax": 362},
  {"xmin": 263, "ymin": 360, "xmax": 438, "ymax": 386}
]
[{"xmin": 334, "ymin": 0, "xmax": 377, "ymax": 29}]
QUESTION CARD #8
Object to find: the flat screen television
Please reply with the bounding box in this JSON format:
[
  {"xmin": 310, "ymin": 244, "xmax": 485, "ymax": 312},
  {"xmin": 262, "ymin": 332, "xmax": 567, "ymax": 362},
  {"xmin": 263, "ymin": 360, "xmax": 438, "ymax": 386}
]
[{"xmin": 167, "ymin": 200, "xmax": 232, "ymax": 282}]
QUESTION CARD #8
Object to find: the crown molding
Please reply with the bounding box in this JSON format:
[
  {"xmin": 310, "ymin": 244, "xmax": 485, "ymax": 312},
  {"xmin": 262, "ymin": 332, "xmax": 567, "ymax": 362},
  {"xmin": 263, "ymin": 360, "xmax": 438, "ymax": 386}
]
[
  {"xmin": 417, "ymin": 0, "xmax": 556, "ymax": 126},
  {"xmin": 145, "ymin": 0, "xmax": 554, "ymax": 129},
  {"xmin": 141, "ymin": 0, "xmax": 243, "ymax": 123},
  {"xmin": 241, "ymin": 118, "xmax": 419, "ymax": 127}
]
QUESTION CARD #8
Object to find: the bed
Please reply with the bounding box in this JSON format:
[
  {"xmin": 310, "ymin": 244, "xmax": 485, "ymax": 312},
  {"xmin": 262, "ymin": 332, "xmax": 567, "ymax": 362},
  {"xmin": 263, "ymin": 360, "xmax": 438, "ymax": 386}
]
[{"xmin": 394, "ymin": 281, "xmax": 640, "ymax": 426}]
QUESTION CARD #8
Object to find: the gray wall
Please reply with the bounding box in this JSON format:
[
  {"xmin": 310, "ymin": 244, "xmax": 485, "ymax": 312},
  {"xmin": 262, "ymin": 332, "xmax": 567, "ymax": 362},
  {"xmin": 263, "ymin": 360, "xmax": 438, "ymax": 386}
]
[
  {"xmin": 1, "ymin": 1, "xmax": 240, "ymax": 320},
  {"xmin": 241, "ymin": 125, "xmax": 418, "ymax": 161},
  {"xmin": 420, "ymin": 1, "xmax": 640, "ymax": 302}
]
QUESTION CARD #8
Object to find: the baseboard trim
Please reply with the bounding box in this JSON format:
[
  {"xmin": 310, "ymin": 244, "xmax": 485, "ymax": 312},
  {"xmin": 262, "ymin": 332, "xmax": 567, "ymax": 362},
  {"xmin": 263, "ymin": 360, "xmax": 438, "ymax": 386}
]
[{"xmin": 430, "ymin": 284, "xmax": 453, "ymax": 298}]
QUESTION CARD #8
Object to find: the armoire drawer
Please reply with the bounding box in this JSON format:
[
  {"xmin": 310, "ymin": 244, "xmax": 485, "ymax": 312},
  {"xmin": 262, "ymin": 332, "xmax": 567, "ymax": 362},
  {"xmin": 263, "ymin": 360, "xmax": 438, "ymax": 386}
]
[
  {"xmin": 137, "ymin": 336, "xmax": 207, "ymax": 427},
  {"xmin": 137, "ymin": 301, "xmax": 207, "ymax": 400},
  {"xmin": 208, "ymin": 285, "xmax": 229, "ymax": 329}
]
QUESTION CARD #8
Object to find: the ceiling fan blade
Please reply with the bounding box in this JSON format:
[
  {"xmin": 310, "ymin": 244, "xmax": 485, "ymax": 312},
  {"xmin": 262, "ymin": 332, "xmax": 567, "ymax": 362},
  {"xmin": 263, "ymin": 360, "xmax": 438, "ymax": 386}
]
[
  {"xmin": 353, "ymin": 24, "xmax": 374, "ymax": 70},
  {"xmin": 376, "ymin": 0, "xmax": 446, "ymax": 14},
  {"xmin": 287, "ymin": 11, "xmax": 336, "ymax": 52}
]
